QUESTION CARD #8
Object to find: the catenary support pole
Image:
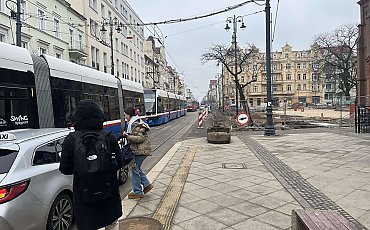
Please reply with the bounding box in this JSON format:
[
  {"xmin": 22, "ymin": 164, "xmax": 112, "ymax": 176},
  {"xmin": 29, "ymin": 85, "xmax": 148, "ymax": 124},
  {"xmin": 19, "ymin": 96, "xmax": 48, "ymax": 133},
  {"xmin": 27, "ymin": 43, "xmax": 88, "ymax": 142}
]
[{"xmin": 264, "ymin": 0, "xmax": 275, "ymax": 136}]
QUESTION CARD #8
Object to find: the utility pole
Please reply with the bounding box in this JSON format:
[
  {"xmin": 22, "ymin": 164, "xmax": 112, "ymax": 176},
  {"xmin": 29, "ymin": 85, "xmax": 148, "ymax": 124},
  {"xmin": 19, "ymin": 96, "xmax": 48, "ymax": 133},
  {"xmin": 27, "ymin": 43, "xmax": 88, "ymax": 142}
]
[
  {"xmin": 264, "ymin": 0, "xmax": 275, "ymax": 136},
  {"xmin": 16, "ymin": 0, "xmax": 22, "ymax": 46}
]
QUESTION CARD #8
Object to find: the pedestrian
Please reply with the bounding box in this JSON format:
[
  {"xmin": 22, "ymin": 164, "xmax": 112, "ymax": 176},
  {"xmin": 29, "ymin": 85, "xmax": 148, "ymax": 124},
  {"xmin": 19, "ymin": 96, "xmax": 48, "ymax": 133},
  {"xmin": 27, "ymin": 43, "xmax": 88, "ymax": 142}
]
[
  {"xmin": 59, "ymin": 99, "xmax": 123, "ymax": 230},
  {"xmin": 122, "ymin": 106, "xmax": 153, "ymax": 199}
]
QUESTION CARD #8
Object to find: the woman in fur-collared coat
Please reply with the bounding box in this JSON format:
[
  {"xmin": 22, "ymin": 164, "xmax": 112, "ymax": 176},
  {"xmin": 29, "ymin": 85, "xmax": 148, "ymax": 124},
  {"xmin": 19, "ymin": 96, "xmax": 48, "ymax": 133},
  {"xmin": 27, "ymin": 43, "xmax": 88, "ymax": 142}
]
[{"xmin": 122, "ymin": 107, "xmax": 153, "ymax": 199}]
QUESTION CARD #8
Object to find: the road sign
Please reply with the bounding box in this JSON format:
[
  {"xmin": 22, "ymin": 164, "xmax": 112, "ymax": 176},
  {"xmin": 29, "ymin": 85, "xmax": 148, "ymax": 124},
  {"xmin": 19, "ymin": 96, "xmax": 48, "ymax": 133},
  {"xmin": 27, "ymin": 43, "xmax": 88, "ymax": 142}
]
[{"xmin": 236, "ymin": 112, "xmax": 250, "ymax": 126}]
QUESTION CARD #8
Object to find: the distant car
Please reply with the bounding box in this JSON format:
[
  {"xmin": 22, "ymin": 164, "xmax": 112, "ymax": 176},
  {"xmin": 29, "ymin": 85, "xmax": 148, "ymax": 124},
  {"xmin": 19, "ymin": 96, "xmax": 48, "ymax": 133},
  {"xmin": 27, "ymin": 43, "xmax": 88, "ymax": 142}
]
[
  {"xmin": 199, "ymin": 105, "xmax": 205, "ymax": 110},
  {"xmin": 0, "ymin": 128, "xmax": 129, "ymax": 230}
]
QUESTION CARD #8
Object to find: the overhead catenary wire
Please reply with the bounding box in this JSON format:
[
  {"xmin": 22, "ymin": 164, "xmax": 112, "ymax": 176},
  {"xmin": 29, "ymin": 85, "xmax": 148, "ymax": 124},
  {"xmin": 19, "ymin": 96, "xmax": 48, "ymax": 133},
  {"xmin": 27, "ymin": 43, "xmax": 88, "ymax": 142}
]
[
  {"xmin": 137, "ymin": 0, "xmax": 264, "ymax": 26},
  {"xmin": 272, "ymin": 0, "xmax": 280, "ymax": 42}
]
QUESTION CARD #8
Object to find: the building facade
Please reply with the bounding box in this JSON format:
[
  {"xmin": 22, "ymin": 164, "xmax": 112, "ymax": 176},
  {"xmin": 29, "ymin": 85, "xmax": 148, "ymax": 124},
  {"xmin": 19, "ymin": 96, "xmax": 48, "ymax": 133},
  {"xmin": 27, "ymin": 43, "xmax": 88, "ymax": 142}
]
[
  {"xmin": 222, "ymin": 43, "xmax": 329, "ymax": 109},
  {"xmin": 358, "ymin": 0, "xmax": 370, "ymax": 106},
  {"xmin": 0, "ymin": 0, "xmax": 86, "ymax": 62}
]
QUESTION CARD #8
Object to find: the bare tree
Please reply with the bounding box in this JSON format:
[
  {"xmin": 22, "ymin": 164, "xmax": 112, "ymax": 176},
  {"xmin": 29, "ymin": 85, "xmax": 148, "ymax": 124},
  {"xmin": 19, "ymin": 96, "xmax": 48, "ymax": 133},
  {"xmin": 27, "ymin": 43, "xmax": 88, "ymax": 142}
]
[
  {"xmin": 314, "ymin": 24, "xmax": 358, "ymax": 97},
  {"xmin": 201, "ymin": 44, "xmax": 257, "ymax": 115}
]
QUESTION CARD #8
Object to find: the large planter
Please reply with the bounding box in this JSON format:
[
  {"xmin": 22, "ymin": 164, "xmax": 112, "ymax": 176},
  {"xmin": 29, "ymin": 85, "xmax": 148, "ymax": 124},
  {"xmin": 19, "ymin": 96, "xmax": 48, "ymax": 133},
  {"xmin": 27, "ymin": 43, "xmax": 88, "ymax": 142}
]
[{"xmin": 207, "ymin": 127, "xmax": 231, "ymax": 144}]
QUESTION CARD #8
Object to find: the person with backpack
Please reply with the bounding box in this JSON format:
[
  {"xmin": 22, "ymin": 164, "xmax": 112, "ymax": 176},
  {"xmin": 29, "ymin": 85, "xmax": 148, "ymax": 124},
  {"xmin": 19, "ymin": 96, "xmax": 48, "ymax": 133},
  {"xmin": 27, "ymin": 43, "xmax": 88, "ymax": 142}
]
[
  {"xmin": 59, "ymin": 99, "xmax": 123, "ymax": 230},
  {"xmin": 122, "ymin": 107, "xmax": 153, "ymax": 199}
]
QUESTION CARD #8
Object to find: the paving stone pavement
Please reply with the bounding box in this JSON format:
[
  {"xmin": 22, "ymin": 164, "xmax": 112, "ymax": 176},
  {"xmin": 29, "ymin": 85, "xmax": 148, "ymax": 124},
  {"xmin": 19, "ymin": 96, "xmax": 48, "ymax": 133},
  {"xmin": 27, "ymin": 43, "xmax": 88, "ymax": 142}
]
[{"xmin": 121, "ymin": 130, "xmax": 370, "ymax": 230}]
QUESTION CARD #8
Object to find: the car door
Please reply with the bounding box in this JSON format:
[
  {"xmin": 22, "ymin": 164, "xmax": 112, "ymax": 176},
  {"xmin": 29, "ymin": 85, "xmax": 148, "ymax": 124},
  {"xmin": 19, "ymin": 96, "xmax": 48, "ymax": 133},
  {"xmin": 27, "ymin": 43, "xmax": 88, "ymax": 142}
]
[{"xmin": 27, "ymin": 137, "xmax": 72, "ymax": 205}]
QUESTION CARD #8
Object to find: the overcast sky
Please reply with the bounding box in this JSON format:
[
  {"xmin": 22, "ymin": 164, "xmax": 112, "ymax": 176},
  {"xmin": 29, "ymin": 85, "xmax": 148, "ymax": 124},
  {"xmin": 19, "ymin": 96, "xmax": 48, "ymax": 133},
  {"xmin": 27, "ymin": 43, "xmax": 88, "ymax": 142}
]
[{"xmin": 127, "ymin": 0, "xmax": 360, "ymax": 101}]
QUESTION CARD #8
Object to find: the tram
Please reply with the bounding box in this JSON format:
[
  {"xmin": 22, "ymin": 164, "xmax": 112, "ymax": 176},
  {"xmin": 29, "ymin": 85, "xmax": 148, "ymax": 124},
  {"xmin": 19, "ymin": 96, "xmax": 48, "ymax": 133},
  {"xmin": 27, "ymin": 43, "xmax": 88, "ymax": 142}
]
[
  {"xmin": 186, "ymin": 99, "xmax": 199, "ymax": 112},
  {"xmin": 0, "ymin": 42, "xmax": 144, "ymax": 136},
  {"xmin": 144, "ymin": 89, "xmax": 187, "ymax": 126}
]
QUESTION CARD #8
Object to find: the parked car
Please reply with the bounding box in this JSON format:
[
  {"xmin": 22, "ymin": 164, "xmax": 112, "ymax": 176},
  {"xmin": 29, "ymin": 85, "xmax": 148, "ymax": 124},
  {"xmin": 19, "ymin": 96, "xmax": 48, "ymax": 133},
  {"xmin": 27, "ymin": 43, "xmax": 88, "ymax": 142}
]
[
  {"xmin": 0, "ymin": 128, "xmax": 129, "ymax": 230},
  {"xmin": 0, "ymin": 128, "xmax": 74, "ymax": 230}
]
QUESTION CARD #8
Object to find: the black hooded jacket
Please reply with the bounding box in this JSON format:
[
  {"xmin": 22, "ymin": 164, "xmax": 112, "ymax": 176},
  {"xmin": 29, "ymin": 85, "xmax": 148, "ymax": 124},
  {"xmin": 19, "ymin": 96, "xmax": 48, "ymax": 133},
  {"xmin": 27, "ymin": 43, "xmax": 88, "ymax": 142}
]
[{"xmin": 59, "ymin": 99, "xmax": 123, "ymax": 230}]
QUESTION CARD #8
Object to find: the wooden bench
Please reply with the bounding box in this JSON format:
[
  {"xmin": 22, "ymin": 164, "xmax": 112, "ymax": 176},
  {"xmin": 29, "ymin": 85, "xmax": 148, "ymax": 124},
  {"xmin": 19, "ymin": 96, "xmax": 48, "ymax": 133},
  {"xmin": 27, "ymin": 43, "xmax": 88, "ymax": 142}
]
[{"xmin": 292, "ymin": 209, "xmax": 358, "ymax": 230}]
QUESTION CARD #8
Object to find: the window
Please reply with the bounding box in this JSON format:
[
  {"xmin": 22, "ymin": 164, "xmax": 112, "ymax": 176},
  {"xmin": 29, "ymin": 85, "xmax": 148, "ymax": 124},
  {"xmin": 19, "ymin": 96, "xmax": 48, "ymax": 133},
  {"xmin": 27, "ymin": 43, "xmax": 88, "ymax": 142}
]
[
  {"xmin": 69, "ymin": 29, "xmax": 74, "ymax": 48},
  {"xmin": 286, "ymin": 74, "xmax": 291, "ymax": 80},
  {"xmin": 0, "ymin": 33, "xmax": 5, "ymax": 42},
  {"xmin": 103, "ymin": 52, "xmax": 107, "ymax": 72},
  {"xmin": 287, "ymin": 84, "xmax": 292, "ymax": 91},
  {"xmin": 297, "ymin": 74, "xmax": 301, "ymax": 80},
  {"xmin": 0, "ymin": 0, "xmax": 4, "ymax": 12},
  {"xmin": 253, "ymin": 85, "xmax": 258, "ymax": 93},
  {"xmin": 303, "ymin": 74, "xmax": 306, "ymax": 80},
  {"xmin": 39, "ymin": 47, "xmax": 47, "ymax": 55},
  {"xmin": 273, "ymin": 64, "xmax": 277, "ymax": 71},
  {"xmin": 89, "ymin": 0, "xmax": 97, "ymax": 11},
  {"xmin": 56, "ymin": 52, "xmax": 62, "ymax": 59},
  {"xmin": 90, "ymin": 19, "xmax": 98, "ymax": 37},
  {"xmin": 33, "ymin": 139, "xmax": 64, "ymax": 165},
  {"xmin": 303, "ymin": 84, "xmax": 306, "ymax": 90},
  {"xmin": 297, "ymin": 63, "xmax": 301, "ymax": 69},
  {"xmin": 38, "ymin": 9, "xmax": 46, "ymax": 31},
  {"xmin": 78, "ymin": 34, "xmax": 83, "ymax": 49},
  {"xmin": 54, "ymin": 18, "xmax": 60, "ymax": 38},
  {"xmin": 297, "ymin": 84, "xmax": 301, "ymax": 91},
  {"xmin": 101, "ymin": 4, "xmax": 105, "ymax": 18},
  {"xmin": 285, "ymin": 53, "xmax": 289, "ymax": 59},
  {"xmin": 326, "ymin": 84, "xmax": 332, "ymax": 90},
  {"xmin": 286, "ymin": 63, "xmax": 291, "ymax": 69},
  {"xmin": 303, "ymin": 63, "xmax": 307, "ymax": 69},
  {"xmin": 20, "ymin": 1, "xmax": 26, "ymax": 21},
  {"xmin": 21, "ymin": 41, "xmax": 28, "ymax": 49}
]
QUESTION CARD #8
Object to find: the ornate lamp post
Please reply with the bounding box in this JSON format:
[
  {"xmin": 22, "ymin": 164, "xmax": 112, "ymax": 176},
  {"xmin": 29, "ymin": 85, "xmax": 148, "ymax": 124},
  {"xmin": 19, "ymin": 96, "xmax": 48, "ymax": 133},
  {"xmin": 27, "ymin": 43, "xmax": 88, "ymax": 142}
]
[
  {"xmin": 100, "ymin": 18, "xmax": 125, "ymax": 133},
  {"xmin": 225, "ymin": 15, "xmax": 246, "ymax": 116},
  {"xmin": 100, "ymin": 17, "xmax": 124, "ymax": 76}
]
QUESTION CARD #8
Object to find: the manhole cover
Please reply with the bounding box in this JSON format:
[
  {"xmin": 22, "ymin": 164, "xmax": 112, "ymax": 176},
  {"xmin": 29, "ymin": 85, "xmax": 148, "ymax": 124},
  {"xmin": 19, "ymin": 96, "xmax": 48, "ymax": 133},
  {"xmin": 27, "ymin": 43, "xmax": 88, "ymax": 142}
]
[
  {"xmin": 119, "ymin": 217, "xmax": 163, "ymax": 230},
  {"xmin": 222, "ymin": 163, "xmax": 246, "ymax": 169}
]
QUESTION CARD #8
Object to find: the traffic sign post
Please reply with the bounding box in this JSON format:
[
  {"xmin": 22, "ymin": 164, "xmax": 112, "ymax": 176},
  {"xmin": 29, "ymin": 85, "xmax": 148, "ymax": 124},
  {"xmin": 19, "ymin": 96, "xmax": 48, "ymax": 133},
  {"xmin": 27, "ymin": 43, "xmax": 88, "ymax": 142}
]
[{"xmin": 236, "ymin": 112, "xmax": 250, "ymax": 126}]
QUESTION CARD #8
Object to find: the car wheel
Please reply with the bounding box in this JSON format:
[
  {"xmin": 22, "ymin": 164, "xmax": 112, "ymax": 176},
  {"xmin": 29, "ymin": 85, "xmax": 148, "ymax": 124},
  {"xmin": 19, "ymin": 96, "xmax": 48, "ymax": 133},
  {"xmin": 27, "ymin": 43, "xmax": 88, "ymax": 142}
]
[
  {"xmin": 47, "ymin": 193, "xmax": 73, "ymax": 230},
  {"xmin": 118, "ymin": 165, "xmax": 129, "ymax": 185}
]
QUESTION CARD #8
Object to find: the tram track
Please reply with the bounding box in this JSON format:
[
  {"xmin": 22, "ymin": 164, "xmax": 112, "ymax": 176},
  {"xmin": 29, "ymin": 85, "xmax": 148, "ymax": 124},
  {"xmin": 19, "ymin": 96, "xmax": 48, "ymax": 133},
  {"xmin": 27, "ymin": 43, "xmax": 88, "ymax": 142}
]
[{"xmin": 149, "ymin": 114, "xmax": 196, "ymax": 152}]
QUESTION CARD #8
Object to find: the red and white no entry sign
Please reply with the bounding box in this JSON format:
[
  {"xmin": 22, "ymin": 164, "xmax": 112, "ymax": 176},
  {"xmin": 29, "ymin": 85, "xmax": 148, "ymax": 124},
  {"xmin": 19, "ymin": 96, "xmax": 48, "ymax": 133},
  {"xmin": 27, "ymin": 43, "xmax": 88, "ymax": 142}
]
[{"xmin": 236, "ymin": 112, "xmax": 250, "ymax": 126}]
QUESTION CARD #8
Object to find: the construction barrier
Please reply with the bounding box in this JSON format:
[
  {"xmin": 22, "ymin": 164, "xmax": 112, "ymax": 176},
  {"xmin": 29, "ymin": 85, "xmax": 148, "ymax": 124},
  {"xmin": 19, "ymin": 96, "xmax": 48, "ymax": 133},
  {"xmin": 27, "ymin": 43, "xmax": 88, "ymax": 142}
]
[{"xmin": 197, "ymin": 111, "xmax": 204, "ymax": 129}]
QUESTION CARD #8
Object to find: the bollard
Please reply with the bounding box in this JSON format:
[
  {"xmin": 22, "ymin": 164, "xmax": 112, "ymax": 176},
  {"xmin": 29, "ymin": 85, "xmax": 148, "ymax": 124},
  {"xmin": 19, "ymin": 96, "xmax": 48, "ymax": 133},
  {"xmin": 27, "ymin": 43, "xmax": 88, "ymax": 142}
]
[
  {"xmin": 203, "ymin": 108, "xmax": 208, "ymax": 121},
  {"xmin": 197, "ymin": 111, "xmax": 204, "ymax": 129},
  {"xmin": 321, "ymin": 113, "xmax": 323, "ymax": 118}
]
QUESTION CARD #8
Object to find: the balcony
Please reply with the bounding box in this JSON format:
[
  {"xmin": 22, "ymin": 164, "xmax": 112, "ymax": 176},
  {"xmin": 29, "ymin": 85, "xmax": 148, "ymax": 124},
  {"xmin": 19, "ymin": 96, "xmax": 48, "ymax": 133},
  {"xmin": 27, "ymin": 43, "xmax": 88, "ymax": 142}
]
[{"xmin": 69, "ymin": 44, "xmax": 88, "ymax": 59}]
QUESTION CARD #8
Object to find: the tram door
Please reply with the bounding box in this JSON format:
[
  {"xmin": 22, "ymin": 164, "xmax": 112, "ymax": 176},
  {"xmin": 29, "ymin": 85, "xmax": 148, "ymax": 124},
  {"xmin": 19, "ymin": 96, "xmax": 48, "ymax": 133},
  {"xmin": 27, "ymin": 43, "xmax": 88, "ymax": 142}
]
[{"xmin": 0, "ymin": 87, "xmax": 38, "ymax": 131}]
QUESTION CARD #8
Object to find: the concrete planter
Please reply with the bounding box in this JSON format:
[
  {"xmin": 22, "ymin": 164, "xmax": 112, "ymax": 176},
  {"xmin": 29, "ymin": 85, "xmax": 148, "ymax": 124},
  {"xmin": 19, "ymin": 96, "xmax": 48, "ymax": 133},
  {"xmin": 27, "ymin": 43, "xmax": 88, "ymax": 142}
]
[{"xmin": 207, "ymin": 127, "xmax": 231, "ymax": 144}]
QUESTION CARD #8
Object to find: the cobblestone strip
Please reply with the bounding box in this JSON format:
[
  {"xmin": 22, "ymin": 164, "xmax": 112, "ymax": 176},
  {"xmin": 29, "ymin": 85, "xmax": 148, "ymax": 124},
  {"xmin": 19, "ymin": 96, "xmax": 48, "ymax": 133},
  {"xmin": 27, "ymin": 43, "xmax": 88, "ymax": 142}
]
[
  {"xmin": 152, "ymin": 147, "xmax": 197, "ymax": 230},
  {"xmin": 241, "ymin": 135, "xmax": 368, "ymax": 230}
]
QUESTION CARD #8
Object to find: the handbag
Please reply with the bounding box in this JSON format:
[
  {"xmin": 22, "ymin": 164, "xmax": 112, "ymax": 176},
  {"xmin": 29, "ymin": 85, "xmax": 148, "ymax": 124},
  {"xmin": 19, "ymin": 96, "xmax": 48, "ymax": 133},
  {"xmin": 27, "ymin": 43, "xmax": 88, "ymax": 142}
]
[{"xmin": 121, "ymin": 138, "xmax": 134, "ymax": 165}]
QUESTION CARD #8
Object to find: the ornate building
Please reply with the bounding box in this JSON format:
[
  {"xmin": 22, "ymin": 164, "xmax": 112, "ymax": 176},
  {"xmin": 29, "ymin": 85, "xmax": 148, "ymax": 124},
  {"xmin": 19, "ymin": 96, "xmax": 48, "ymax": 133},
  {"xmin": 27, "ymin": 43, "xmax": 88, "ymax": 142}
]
[{"xmin": 222, "ymin": 43, "xmax": 327, "ymax": 109}]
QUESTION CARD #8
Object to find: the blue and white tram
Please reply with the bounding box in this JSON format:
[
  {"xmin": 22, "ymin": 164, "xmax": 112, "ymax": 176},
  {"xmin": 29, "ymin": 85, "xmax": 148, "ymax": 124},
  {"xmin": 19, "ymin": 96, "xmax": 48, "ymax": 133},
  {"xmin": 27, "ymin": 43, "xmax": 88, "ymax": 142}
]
[
  {"xmin": 0, "ymin": 42, "xmax": 145, "ymax": 136},
  {"xmin": 144, "ymin": 89, "xmax": 187, "ymax": 126}
]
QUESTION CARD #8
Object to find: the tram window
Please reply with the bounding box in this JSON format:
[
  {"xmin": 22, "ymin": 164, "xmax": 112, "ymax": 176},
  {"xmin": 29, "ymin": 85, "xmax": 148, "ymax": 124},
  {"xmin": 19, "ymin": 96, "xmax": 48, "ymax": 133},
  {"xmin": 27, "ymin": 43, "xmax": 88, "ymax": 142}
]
[{"xmin": 108, "ymin": 96, "xmax": 119, "ymax": 120}]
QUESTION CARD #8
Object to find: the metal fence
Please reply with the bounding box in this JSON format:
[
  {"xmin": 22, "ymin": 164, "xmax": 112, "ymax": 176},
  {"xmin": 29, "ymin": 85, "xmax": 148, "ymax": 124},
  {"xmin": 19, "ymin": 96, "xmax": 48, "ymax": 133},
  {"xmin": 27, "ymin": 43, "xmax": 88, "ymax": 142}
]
[{"xmin": 355, "ymin": 106, "xmax": 370, "ymax": 133}]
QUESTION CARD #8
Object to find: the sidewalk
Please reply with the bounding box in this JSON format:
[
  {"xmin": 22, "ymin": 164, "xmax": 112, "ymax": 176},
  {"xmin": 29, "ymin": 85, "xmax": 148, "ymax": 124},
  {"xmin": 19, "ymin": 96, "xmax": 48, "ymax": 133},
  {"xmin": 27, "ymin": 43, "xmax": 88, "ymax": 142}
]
[{"xmin": 120, "ymin": 129, "xmax": 370, "ymax": 230}]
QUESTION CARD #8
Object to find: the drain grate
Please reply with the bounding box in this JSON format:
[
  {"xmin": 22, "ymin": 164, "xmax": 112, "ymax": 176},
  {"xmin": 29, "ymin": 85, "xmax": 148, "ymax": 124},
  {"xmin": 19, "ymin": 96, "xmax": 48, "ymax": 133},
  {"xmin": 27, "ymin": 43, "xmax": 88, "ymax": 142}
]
[{"xmin": 222, "ymin": 163, "xmax": 247, "ymax": 169}]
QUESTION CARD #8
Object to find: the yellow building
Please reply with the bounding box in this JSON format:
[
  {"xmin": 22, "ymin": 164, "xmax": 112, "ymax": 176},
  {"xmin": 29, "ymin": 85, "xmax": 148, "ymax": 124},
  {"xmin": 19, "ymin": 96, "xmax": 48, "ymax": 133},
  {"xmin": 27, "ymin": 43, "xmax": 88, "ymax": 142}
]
[{"xmin": 222, "ymin": 43, "xmax": 324, "ymax": 109}]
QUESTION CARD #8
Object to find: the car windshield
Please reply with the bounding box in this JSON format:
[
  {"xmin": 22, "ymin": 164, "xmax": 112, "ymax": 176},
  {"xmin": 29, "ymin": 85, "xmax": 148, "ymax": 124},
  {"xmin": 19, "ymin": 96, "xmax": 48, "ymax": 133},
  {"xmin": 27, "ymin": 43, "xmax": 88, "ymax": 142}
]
[{"xmin": 0, "ymin": 149, "xmax": 18, "ymax": 174}]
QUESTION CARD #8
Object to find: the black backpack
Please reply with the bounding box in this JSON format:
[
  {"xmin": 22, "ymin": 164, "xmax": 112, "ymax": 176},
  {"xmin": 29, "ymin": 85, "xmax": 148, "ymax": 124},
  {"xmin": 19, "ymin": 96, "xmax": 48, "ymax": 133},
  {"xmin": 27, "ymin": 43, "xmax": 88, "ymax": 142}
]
[{"xmin": 72, "ymin": 130, "xmax": 116, "ymax": 203}]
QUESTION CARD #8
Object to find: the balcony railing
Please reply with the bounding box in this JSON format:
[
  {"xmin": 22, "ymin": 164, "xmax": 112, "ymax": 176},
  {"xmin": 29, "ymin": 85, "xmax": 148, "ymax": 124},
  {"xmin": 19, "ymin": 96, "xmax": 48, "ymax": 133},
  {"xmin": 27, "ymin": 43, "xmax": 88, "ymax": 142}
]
[{"xmin": 69, "ymin": 43, "xmax": 88, "ymax": 58}]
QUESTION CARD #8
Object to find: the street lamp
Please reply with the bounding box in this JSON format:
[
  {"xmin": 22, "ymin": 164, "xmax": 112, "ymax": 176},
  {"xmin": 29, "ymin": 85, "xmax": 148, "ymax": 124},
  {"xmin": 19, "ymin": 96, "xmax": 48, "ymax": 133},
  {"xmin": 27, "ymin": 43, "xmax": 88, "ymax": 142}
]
[
  {"xmin": 225, "ymin": 15, "xmax": 246, "ymax": 116},
  {"xmin": 100, "ymin": 17, "xmax": 124, "ymax": 76},
  {"xmin": 100, "ymin": 17, "xmax": 125, "ymax": 133}
]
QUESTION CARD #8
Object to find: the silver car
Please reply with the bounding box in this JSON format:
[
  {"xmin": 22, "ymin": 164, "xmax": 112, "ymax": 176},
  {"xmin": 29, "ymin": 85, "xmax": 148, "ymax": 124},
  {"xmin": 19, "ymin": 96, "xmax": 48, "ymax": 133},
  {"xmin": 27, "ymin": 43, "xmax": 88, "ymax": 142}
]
[{"xmin": 0, "ymin": 128, "xmax": 74, "ymax": 230}]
